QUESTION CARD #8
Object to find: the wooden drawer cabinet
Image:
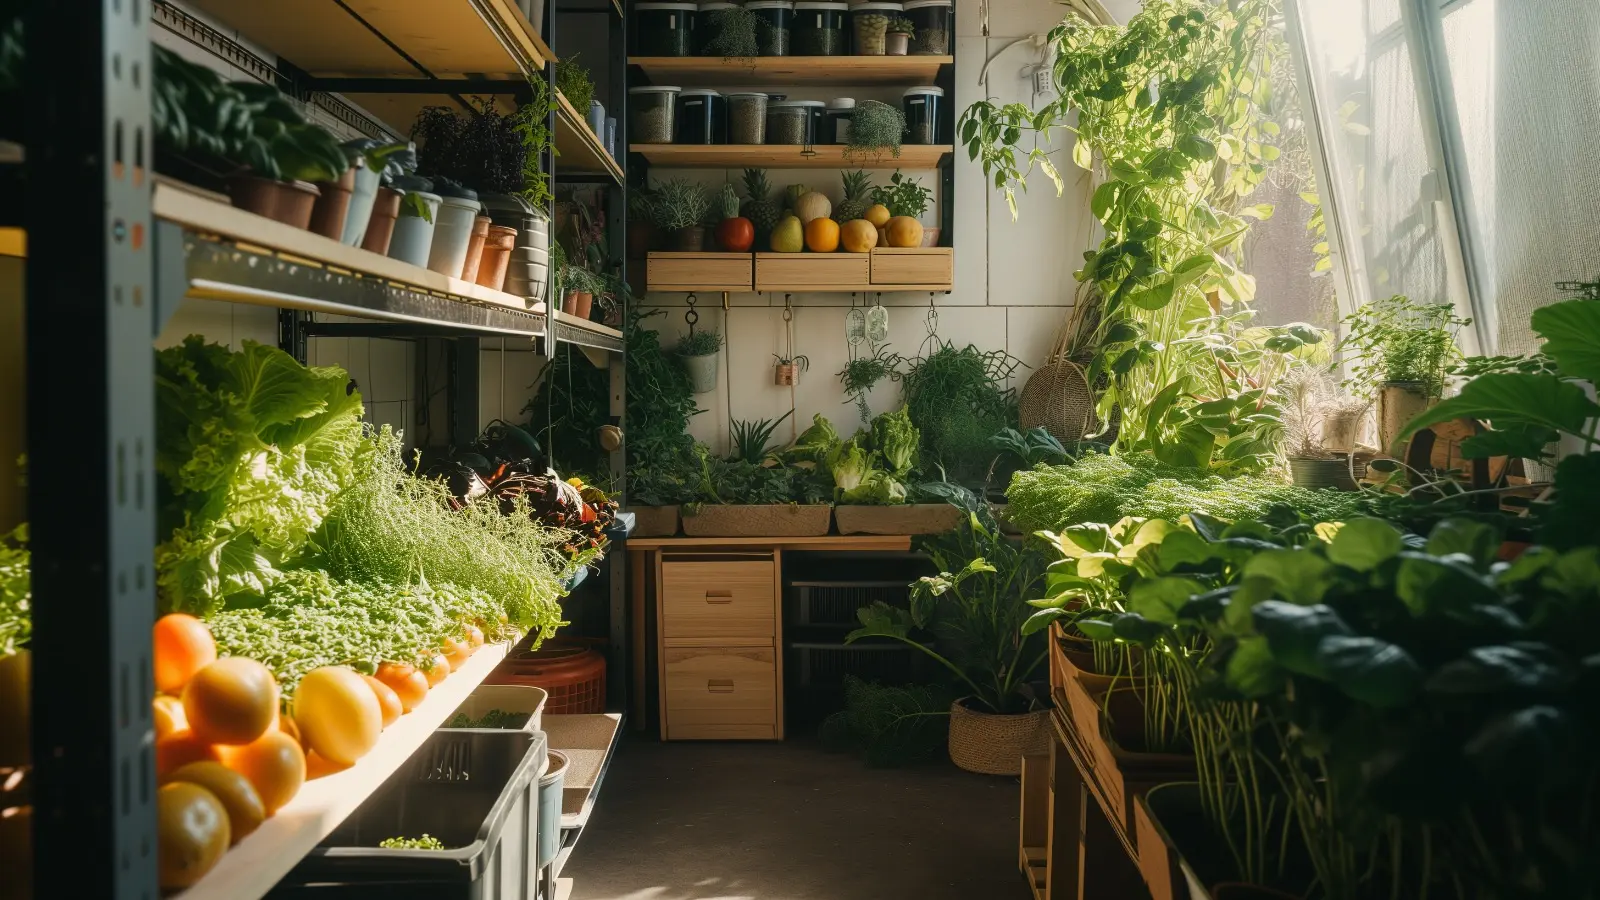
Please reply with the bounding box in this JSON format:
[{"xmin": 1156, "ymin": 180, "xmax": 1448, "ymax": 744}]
[
  {"xmin": 660, "ymin": 560, "xmax": 776, "ymax": 640},
  {"xmin": 662, "ymin": 647, "xmax": 778, "ymax": 740}
]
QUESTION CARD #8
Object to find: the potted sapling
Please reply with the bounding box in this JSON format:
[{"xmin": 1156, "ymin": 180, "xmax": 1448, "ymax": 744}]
[
  {"xmin": 1337, "ymin": 293, "xmax": 1469, "ymax": 455},
  {"xmin": 560, "ymin": 265, "xmax": 602, "ymax": 320},
  {"xmin": 886, "ymin": 16, "xmax": 914, "ymax": 55},
  {"xmin": 654, "ymin": 178, "xmax": 713, "ymax": 252},
  {"xmin": 1281, "ymin": 371, "xmax": 1366, "ymax": 490},
  {"xmin": 675, "ymin": 327, "xmax": 724, "ymax": 394},
  {"xmin": 339, "ymin": 139, "xmax": 413, "ymax": 248}
]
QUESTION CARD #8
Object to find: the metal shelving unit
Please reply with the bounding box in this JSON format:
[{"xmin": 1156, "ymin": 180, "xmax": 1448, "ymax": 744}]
[{"xmin": 19, "ymin": 0, "xmax": 630, "ymax": 896}]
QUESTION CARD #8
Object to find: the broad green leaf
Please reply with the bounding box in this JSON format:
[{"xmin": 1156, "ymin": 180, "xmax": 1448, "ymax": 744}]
[
  {"xmin": 1427, "ymin": 645, "xmax": 1572, "ymax": 694},
  {"xmin": 1243, "ymin": 549, "xmax": 1333, "ymax": 605},
  {"xmin": 1157, "ymin": 530, "xmax": 1214, "ymax": 569},
  {"xmin": 1531, "ymin": 298, "xmax": 1600, "ymax": 383},
  {"xmin": 1425, "ymin": 518, "xmax": 1499, "ymax": 566},
  {"xmin": 1315, "ymin": 635, "xmax": 1423, "ymax": 707},
  {"xmin": 1022, "ymin": 608, "xmax": 1068, "ymax": 635},
  {"xmin": 1395, "ymin": 552, "xmax": 1500, "ymax": 616},
  {"xmin": 1226, "ymin": 636, "xmax": 1283, "ymax": 697},
  {"xmin": 1463, "ymin": 706, "xmax": 1575, "ymax": 782},
  {"xmin": 1091, "ymin": 181, "xmax": 1120, "ymax": 222},
  {"xmin": 1111, "ymin": 612, "xmax": 1168, "ymax": 645},
  {"xmin": 1128, "ymin": 279, "xmax": 1176, "ymax": 311},
  {"xmin": 1253, "ymin": 601, "xmax": 1352, "ymax": 677},
  {"xmin": 1222, "ymin": 576, "xmax": 1276, "ymax": 636},
  {"xmin": 1327, "ymin": 517, "xmax": 1403, "ymax": 571},
  {"xmin": 1153, "ymin": 421, "xmax": 1215, "ymax": 469},
  {"xmin": 1397, "ymin": 374, "xmax": 1600, "ymax": 456},
  {"xmin": 1127, "ymin": 576, "xmax": 1206, "ymax": 624}
]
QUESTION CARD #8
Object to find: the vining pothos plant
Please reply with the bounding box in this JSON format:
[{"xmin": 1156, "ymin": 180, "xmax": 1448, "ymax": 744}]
[{"xmin": 959, "ymin": 0, "xmax": 1296, "ymax": 471}]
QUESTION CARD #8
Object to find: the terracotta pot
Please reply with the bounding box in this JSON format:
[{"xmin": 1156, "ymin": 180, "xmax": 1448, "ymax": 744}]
[
  {"xmin": 308, "ymin": 166, "xmax": 357, "ymax": 240},
  {"xmin": 227, "ymin": 175, "xmax": 321, "ymax": 230},
  {"xmin": 627, "ymin": 219, "xmax": 657, "ymax": 258},
  {"xmin": 460, "ymin": 215, "xmax": 492, "ymax": 283},
  {"xmin": 920, "ymin": 226, "xmax": 942, "ymax": 247},
  {"xmin": 562, "ymin": 291, "xmax": 593, "ymax": 319},
  {"xmin": 475, "ymin": 224, "xmax": 518, "ymax": 292},
  {"xmin": 361, "ymin": 186, "xmax": 404, "ymax": 255},
  {"xmin": 671, "ymin": 225, "xmax": 707, "ymax": 252}
]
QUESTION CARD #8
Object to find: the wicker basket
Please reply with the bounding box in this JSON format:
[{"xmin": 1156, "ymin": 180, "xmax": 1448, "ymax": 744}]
[
  {"xmin": 625, "ymin": 505, "xmax": 679, "ymax": 537},
  {"xmin": 680, "ymin": 504, "xmax": 832, "ymax": 537},
  {"xmin": 1020, "ymin": 308, "xmax": 1102, "ymax": 445},
  {"xmin": 834, "ymin": 503, "xmax": 964, "ymax": 535},
  {"xmin": 947, "ymin": 699, "xmax": 1050, "ymax": 776}
]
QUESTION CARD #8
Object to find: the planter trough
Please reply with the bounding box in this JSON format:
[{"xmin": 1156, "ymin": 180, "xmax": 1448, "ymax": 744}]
[{"xmin": 680, "ymin": 504, "xmax": 831, "ymax": 537}]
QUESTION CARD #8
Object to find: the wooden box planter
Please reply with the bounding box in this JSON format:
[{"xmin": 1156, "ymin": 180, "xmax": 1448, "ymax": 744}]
[
  {"xmin": 870, "ymin": 247, "xmax": 953, "ymax": 287},
  {"xmin": 1065, "ymin": 666, "xmax": 1193, "ymax": 832},
  {"xmin": 1136, "ymin": 783, "xmax": 1310, "ymax": 900},
  {"xmin": 833, "ymin": 503, "xmax": 963, "ymax": 535},
  {"xmin": 754, "ymin": 252, "xmax": 870, "ymax": 292},
  {"xmin": 679, "ymin": 504, "xmax": 832, "ymax": 537},
  {"xmin": 625, "ymin": 505, "xmax": 680, "ymax": 537}
]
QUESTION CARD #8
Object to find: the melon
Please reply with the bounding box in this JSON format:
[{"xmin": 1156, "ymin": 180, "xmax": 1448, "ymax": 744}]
[
  {"xmin": 840, "ymin": 219, "xmax": 878, "ymax": 253},
  {"xmin": 793, "ymin": 191, "xmax": 832, "ymax": 224},
  {"xmin": 885, "ymin": 216, "xmax": 924, "ymax": 248}
]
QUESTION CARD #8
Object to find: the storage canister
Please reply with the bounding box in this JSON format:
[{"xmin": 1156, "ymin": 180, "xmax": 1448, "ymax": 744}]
[
  {"xmin": 677, "ymin": 89, "xmax": 727, "ymax": 144},
  {"xmin": 902, "ymin": 0, "xmax": 951, "ymax": 54},
  {"xmin": 850, "ymin": 2, "xmax": 901, "ymax": 55},
  {"xmin": 793, "ymin": 2, "xmax": 848, "ymax": 55},
  {"xmin": 635, "ymin": 2, "xmax": 699, "ymax": 56},
  {"xmin": 696, "ymin": 1, "xmax": 740, "ymax": 55},
  {"xmin": 826, "ymin": 97, "xmax": 855, "ymax": 143},
  {"xmin": 747, "ymin": 0, "xmax": 794, "ymax": 56},
  {"xmin": 766, "ymin": 100, "xmax": 813, "ymax": 144},
  {"xmin": 903, "ymin": 84, "xmax": 943, "ymax": 144},
  {"xmin": 797, "ymin": 100, "xmax": 827, "ymax": 141},
  {"xmin": 728, "ymin": 92, "xmax": 769, "ymax": 143},
  {"xmin": 629, "ymin": 85, "xmax": 682, "ymax": 144}
]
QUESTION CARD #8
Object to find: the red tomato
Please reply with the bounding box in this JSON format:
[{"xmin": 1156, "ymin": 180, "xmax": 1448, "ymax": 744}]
[{"xmin": 716, "ymin": 216, "xmax": 755, "ymax": 252}]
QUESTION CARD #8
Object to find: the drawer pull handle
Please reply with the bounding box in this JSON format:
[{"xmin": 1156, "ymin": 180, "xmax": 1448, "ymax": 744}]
[
  {"xmin": 705, "ymin": 589, "xmax": 734, "ymax": 603},
  {"xmin": 707, "ymin": 679, "xmax": 735, "ymax": 693}
]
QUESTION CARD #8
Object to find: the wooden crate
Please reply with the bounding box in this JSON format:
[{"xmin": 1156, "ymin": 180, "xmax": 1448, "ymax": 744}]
[
  {"xmin": 754, "ymin": 252, "xmax": 871, "ymax": 292},
  {"xmin": 871, "ymin": 247, "xmax": 953, "ymax": 287},
  {"xmin": 646, "ymin": 251, "xmax": 753, "ymax": 292}
]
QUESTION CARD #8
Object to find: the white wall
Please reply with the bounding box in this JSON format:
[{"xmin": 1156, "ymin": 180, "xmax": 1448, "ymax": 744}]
[{"xmin": 647, "ymin": 0, "xmax": 1096, "ymax": 453}]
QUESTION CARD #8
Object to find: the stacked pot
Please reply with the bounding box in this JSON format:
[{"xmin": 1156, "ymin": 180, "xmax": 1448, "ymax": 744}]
[{"xmin": 481, "ymin": 192, "xmax": 552, "ymax": 307}]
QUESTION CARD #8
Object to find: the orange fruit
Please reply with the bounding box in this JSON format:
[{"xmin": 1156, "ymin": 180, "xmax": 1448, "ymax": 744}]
[
  {"xmin": 166, "ymin": 761, "xmax": 266, "ymax": 844},
  {"xmin": 424, "ymin": 654, "xmax": 451, "ymax": 687},
  {"xmin": 219, "ymin": 731, "xmax": 305, "ymax": 815},
  {"xmin": 864, "ymin": 203, "xmax": 891, "ymax": 227},
  {"xmin": 294, "ymin": 667, "xmax": 382, "ymax": 766},
  {"xmin": 804, "ymin": 216, "xmax": 840, "ymax": 253},
  {"xmin": 183, "ymin": 657, "xmax": 279, "ymax": 746},
  {"xmin": 156, "ymin": 729, "xmax": 222, "ymax": 778},
  {"xmin": 360, "ymin": 674, "xmax": 403, "ymax": 728},
  {"xmin": 840, "ymin": 219, "xmax": 878, "ymax": 253},
  {"xmin": 153, "ymin": 695, "xmax": 188, "ymax": 740},
  {"xmin": 153, "ymin": 614, "xmax": 216, "ymax": 695},
  {"xmin": 375, "ymin": 662, "xmax": 429, "ymax": 713},
  {"xmin": 157, "ymin": 782, "xmax": 230, "ymax": 889},
  {"xmin": 885, "ymin": 215, "xmax": 924, "ymax": 248}
]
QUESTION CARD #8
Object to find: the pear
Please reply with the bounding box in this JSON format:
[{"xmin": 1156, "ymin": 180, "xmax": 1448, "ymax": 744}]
[{"xmin": 770, "ymin": 213, "xmax": 805, "ymax": 253}]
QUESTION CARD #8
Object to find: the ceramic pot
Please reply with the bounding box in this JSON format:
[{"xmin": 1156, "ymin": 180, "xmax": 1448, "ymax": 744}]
[
  {"xmin": 459, "ymin": 216, "xmax": 492, "ymax": 283},
  {"xmin": 341, "ymin": 161, "xmax": 382, "ymax": 246},
  {"xmin": 682, "ymin": 352, "xmax": 719, "ymax": 394},
  {"xmin": 388, "ymin": 190, "xmax": 444, "ymax": 268},
  {"xmin": 308, "ymin": 166, "xmax": 356, "ymax": 240},
  {"xmin": 671, "ymin": 225, "xmax": 707, "ymax": 252},
  {"xmin": 361, "ymin": 186, "xmax": 403, "ymax": 255},
  {"xmin": 562, "ymin": 291, "xmax": 593, "ymax": 320},
  {"xmin": 227, "ymin": 176, "xmax": 321, "ymax": 229},
  {"xmin": 475, "ymin": 225, "xmax": 518, "ymax": 292},
  {"xmin": 427, "ymin": 190, "xmax": 483, "ymax": 278},
  {"xmin": 887, "ymin": 32, "xmax": 910, "ymax": 55}
]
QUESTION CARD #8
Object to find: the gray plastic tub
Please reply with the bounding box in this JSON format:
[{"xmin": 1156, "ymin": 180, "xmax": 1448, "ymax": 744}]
[{"xmin": 270, "ymin": 730, "xmax": 549, "ymax": 900}]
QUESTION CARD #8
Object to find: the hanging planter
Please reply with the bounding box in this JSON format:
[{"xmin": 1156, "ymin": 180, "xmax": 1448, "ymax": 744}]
[{"xmin": 772, "ymin": 354, "xmax": 809, "ymax": 386}]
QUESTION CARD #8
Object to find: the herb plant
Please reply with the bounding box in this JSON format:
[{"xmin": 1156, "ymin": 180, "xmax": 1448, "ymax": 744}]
[
  {"xmin": 652, "ymin": 178, "xmax": 713, "ymax": 231},
  {"xmin": 1338, "ymin": 293, "xmax": 1470, "ymax": 399},
  {"xmin": 729, "ymin": 409, "xmax": 795, "ymax": 464},
  {"xmin": 378, "ymin": 835, "xmax": 446, "ymax": 851},
  {"xmin": 412, "ymin": 96, "xmax": 532, "ymax": 197},
  {"xmin": 872, "ymin": 170, "xmax": 931, "ymax": 218},
  {"xmin": 901, "ymin": 342, "xmax": 1021, "ymax": 483},
  {"xmin": 674, "ymin": 328, "xmax": 723, "ymax": 358},
  {"xmin": 839, "ymin": 344, "xmax": 905, "ymax": 428},
  {"xmin": 847, "ymin": 101, "xmax": 906, "ymax": 162},
  {"xmin": 554, "ymin": 53, "xmax": 595, "ymax": 118},
  {"xmin": 446, "ymin": 708, "xmax": 531, "ymax": 729},
  {"xmin": 513, "ymin": 76, "xmax": 557, "ymax": 210}
]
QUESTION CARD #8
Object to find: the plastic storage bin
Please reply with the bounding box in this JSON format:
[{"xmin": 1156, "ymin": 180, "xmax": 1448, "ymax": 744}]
[
  {"xmin": 728, "ymin": 92, "xmax": 769, "ymax": 143},
  {"xmin": 695, "ymin": 1, "xmax": 739, "ymax": 54},
  {"xmin": 748, "ymin": 0, "xmax": 794, "ymax": 55},
  {"xmin": 677, "ymin": 89, "xmax": 727, "ymax": 144},
  {"xmin": 387, "ymin": 175, "xmax": 442, "ymax": 268},
  {"xmin": 792, "ymin": 1, "xmax": 848, "ymax": 55},
  {"xmin": 444, "ymin": 684, "xmax": 550, "ymax": 734},
  {"xmin": 635, "ymin": 2, "xmax": 698, "ymax": 55},
  {"xmin": 902, "ymin": 0, "xmax": 950, "ymax": 54},
  {"xmin": 766, "ymin": 101, "xmax": 813, "ymax": 144},
  {"xmin": 850, "ymin": 2, "xmax": 901, "ymax": 55},
  {"xmin": 798, "ymin": 100, "xmax": 827, "ymax": 139},
  {"xmin": 629, "ymin": 85, "xmax": 682, "ymax": 144},
  {"xmin": 427, "ymin": 184, "xmax": 483, "ymax": 278},
  {"xmin": 271, "ymin": 730, "xmax": 548, "ymax": 900},
  {"xmin": 903, "ymin": 84, "xmax": 943, "ymax": 144},
  {"xmin": 826, "ymin": 97, "xmax": 855, "ymax": 143}
]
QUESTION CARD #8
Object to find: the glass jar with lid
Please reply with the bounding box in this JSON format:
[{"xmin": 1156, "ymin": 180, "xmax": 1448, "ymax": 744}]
[
  {"xmin": 629, "ymin": 85, "xmax": 683, "ymax": 144},
  {"xmin": 766, "ymin": 100, "xmax": 813, "ymax": 144},
  {"xmin": 677, "ymin": 89, "xmax": 727, "ymax": 144},
  {"xmin": 695, "ymin": 1, "xmax": 738, "ymax": 55},
  {"xmin": 792, "ymin": 2, "xmax": 848, "ymax": 55},
  {"xmin": 901, "ymin": 0, "xmax": 952, "ymax": 55},
  {"xmin": 728, "ymin": 93, "xmax": 770, "ymax": 143},
  {"xmin": 746, "ymin": 0, "xmax": 795, "ymax": 56},
  {"xmin": 634, "ymin": 3, "xmax": 699, "ymax": 56},
  {"xmin": 902, "ymin": 85, "xmax": 943, "ymax": 144},
  {"xmin": 849, "ymin": 3, "xmax": 902, "ymax": 55}
]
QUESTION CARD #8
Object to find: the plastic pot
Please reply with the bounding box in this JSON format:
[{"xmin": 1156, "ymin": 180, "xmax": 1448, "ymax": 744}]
[
  {"xmin": 361, "ymin": 186, "xmax": 403, "ymax": 255},
  {"xmin": 227, "ymin": 175, "xmax": 321, "ymax": 229},
  {"xmin": 562, "ymin": 291, "xmax": 594, "ymax": 320},
  {"xmin": 308, "ymin": 166, "xmax": 357, "ymax": 240},
  {"xmin": 427, "ymin": 187, "xmax": 483, "ymax": 278},
  {"xmin": 682, "ymin": 352, "xmax": 719, "ymax": 394},
  {"xmin": 388, "ymin": 190, "xmax": 444, "ymax": 268},
  {"xmin": 476, "ymin": 224, "xmax": 518, "ymax": 292},
  {"xmin": 1288, "ymin": 456, "xmax": 1359, "ymax": 491},
  {"xmin": 459, "ymin": 216, "xmax": 492, "ymax": 283},
  {"xmin": 537, "ymin": 750, "xmax": 568, "ymax": 867},
  {"xmin": 671, "ymin": 225, "xmax": 708, "ymax": 251},
  {"xmin": 340, "ymin": 162, "xmax": 383, "ymax": 246}
]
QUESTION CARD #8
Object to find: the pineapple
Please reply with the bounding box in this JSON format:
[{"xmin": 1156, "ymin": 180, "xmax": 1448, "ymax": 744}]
[
  {"xmin": 834, "ymin": 169, "xmax": 874, "ymax": 222},
  {"xmin": 741, "ymin": 168, "xmax": 780, "ymax": 249}
]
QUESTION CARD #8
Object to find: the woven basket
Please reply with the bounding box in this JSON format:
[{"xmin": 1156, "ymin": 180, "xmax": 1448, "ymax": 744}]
[
  {"xmin": 680, "ymin": 504, "xmax": 832, "ymax": 537},
  {"xmin": 1020, "ymin": 350, "xmax": 1099, "ymax": 444},
  {"xmin": 947, "ymin": 699, "xmax": 1050, "ymax": 776}
]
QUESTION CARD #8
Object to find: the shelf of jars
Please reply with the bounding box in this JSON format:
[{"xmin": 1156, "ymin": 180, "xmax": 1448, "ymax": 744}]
[
  {"xmin": 629, "ymin": 54, "xmax": 951, "ymax": 86},
  {"xmin": 629, "ymin": 143, "xmax": 950, "ymax": 168}
]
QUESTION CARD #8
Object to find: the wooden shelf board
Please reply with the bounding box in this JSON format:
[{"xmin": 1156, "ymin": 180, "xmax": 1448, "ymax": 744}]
[
  {"xmin": 186, "ymin": 0, "xmax": 547, "ymax": 76},
  {"xmin": 627, "ymin": 535, "xmax": 914, "ymax": 551},
  {"xmin": 630, "ymin": 55, "xmax": 951, "ymax": 86},
  {"xmin": 154, "ymin": 180, "xmax": 530, "ymax": 313},
  {"xmin": 630, "ymin": 144, "xmax": 951, "ymax": 169},
  {"xmin": 175, "ymin": 641, "xmax": 514, "ymax": 900},
  {"xmin": 555, "ymin": 91, "xmax": 626, "ymax": 183}
]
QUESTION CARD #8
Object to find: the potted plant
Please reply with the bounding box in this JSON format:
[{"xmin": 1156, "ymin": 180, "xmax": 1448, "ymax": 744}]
[
  {"xmin": 385, "ymin": 174, "xmax": 442, "ymax": 268},
  {"xmin": 772, "ymin": 354, "xmax": 808, "ymax": 386},
  {"xmin": 654, "ymin": 178, "xmax": 713, "ymax": 252},
  {"xmin": 560, "ymin": 265, "xmax": 602, "ymax": 319},
  {"xmin": 425, "ymin": 177, "xmax": 484, "ymax": 279},
  {"xmin": 885, "ymin": 16, "xmax": 914, "ymax": 55},
  {"xmin": 847, "ymin": 502, "xmax": 1049, "ymax": 775},
  {"xmin": 674, "ymin": 328, "xmax": 723, "ymax": 394},
  {"xmin": 815, "ymin": 409, "xmax": 966, "ymax": 536},
  {"xmin": 625, "ymin": 442, "xmax": 699, "ymax": 537},
  {"xmin": 1280, "ymin": 371, "xmax": 1365, "ymax": 490},
  {"xmin": 872, "ymin": 170, "xmax": 935, "ymax": 246},
  {"xmin": 714, "ymin": 183, "xmax": 754, "ymax": 252},
  {"xmin": 679, "ymin": 418, "xmax": 836, "ymax": 537},
  {"xmin": 337, "ymin": 139, "xmax": 414, "ymax": 248},
  {"xmin": 1337, "ymin": 293, "xmax": 1470, "ymax": 455},
  {"xmin": 845, "ymin": 101, "xmax": 906, "ymax": 163}
]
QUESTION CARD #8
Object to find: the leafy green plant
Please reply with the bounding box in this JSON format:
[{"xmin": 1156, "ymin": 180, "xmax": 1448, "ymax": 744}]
[
  {"xmin": 513, "ymin": 76, "xmax": 557, "ymax": 210},
  {"xmin": 652, "ymin": 178, "xmax": 713, "ymax": 231},
  {"xmin": 412, "ymin": 96, "xmax": 534, "ymax": 197},
  {"xmin": 989, "ymin": 426, "xmax": 1071, "ymax": 469},
  {"xmin": 819, "ymin": 675, "xmax": 955, "ymax": 767},
  {"xmin": 378, "ymin": 835, "xmax": 447, "ymax": 851},
  {"xmin": 0, "ymin": 525, "xmax": 28, "ymax": 658},
  {"xmin": 887, "ymin": 16, "xmax": 915, "ymax": 35},
  {"xmin": 1338, "ymin": 294, "xmax": 1470, "ymax": 399},
  {"xmin": 849, "ymin": 505, "xmax": 1047, "ymax": 714},
  {"xmin": 838, "ymin": 345, "xmax": 905, "ymax": 428},
  {"xmin": 847, "ymin": 101, "xmax": 906, "ymax": 162},
  {"xmin": 446, "ymin": 708, "xmax": 531, "ymax": 729},
  {"xmin": 554, "ymin": 53, "xmax": 595, "ymax": 118},
  {"xmin": 674, "ymin": 328, "xmax": 723, "ymax": 358},
  {"xmin": 871, "ymin": 170, "xmax": 931, "ymax": 218},
  {"xmin": 729, "ymin": 409, "xmax": 795, "ymax": 464},
  {"xmin": 902, "ymin": 342, "xmax": 1021, "ymax": 483},
  {"xmin": 773, "ymin": 354, "xmax": 810, "ymax": 371}
]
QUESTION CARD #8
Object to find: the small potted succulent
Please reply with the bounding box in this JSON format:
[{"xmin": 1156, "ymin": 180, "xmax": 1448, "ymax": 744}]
[
  {"xmin": 675, "ymin": 328, "xmax": 724, "ymax": 394},
  {"xmin": 886, "ymin": 17, "xmax": 914, "ymax": 55},
  {"xmin": 772, "ymin": 354, "xmax": 809, "ymax": 386},
  {"xmin": 653, "ymin": 178, "xmax": 713, "ymax": 252}
]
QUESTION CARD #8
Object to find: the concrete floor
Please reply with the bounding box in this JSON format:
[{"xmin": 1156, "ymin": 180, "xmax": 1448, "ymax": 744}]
[{"xmin": 564, "ymin": 736, "xmax": 1032, "ymax": 900}]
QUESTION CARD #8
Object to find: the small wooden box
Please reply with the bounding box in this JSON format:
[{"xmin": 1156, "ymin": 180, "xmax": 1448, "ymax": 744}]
[
  {"xmin": 754, "ymin": 252, "xmax": 870, "ymax": 292},
  {"xmin": 871, "ymin": 247, "xmax": 953, "ymax": 288},
  {"xmin": 646, "ymin": 252, "xmax": 753, "ymax": 292}
]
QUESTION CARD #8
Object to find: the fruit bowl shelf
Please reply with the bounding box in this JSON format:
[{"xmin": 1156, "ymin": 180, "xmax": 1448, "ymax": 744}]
[{"xmin": 173, "ymin": 641, "xmax": 513, "ymax": 900}]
